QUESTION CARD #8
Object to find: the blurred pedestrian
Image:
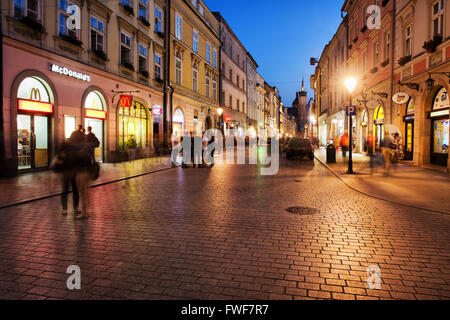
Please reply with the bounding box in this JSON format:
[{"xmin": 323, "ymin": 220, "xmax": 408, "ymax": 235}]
[
  {"xmin": 381, "ymin": 131, "xmax": 394, "ymax": 176},
  {"xmin": 86, "ymin": 126, "xmax": 100, "ymax": 165},
  {"xmin": 209, "ymin": 135, "xmax": 216, "ymax": 168},
  {"xmin": 340, "ymin": 131, "xmax": 349, "ymax": 163},
  {"xmin": 365, "ymin": 135, "xmax": 375, "ymax": 174}
]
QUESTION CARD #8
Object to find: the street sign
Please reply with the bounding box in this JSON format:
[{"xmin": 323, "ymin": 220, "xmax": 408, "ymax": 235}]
[{"xmin": 346, "ymin": 106, "xmax": 357, "ymax": 116}]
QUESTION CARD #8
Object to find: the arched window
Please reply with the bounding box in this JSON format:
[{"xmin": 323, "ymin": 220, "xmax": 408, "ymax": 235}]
[
  {"xmin": 172, "ymin": 108, "xmax": 184, "ymax": 138},
  {"xmin": 374, "ymin": 105, "xmax": 384, "ymax": 120},
  {"xmin": 119, "ymin": 100, "xmax": 149, "ymax": 150},
  {"xmin": 17, "ymin": 77, "xmax": 52, "ymax": 103},
  {"xmin": 433, "ymin": 87, "xmax": 449, "ymax": 110},
  {"xmin": 85, "ymin": 91, "xmax": 105, "ymax": 110},
  {"xmin": 406, "ymin": 99, "xmax": 414, "ymax": 115}
]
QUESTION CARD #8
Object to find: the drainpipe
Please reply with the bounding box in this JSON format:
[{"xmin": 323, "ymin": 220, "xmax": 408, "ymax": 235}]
[
  {"xmin": 0, "ymin": 0, "xmax": 5, "ymax": 168},
  {"xmin": 390, "ymin": 0, "xmax": 397, "ymax": 125},
  {"xmin": 163, "ymin": 0, "xmax": 173, "ymax": 152}
]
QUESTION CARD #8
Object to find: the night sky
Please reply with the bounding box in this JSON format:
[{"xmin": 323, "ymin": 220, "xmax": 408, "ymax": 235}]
[{"xmin": 205, "ymin": 0, "xmax": 343, "ymax": 107}]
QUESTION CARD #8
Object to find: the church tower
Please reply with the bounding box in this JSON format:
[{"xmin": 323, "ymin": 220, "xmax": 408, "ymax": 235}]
[{"xmin": 298, "ymin": 77, "xmax": 308, "ymax": 135}]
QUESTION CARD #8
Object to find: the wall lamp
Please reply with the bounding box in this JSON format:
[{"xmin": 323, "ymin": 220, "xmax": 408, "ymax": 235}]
[{"xmin": 425, "ymin": 72, "xmax": 450, "ymax": 91}]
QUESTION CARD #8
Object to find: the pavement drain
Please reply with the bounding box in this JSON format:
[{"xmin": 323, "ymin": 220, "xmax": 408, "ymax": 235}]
[{"xmin": 285, "ymin": 206, "xmax": 319, "ymax": 215}]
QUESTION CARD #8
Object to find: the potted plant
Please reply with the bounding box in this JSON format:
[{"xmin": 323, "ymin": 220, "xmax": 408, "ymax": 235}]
[
  {"xmin": 353, "ymin": 36, "xmax": 359, "ymax": 43},
  {"xmin": 381, "ymin": 59, "xmax": 389, "ymax": 68},
  {"xmin": 140, "ymin": 70, "xmax": 149, "ymax": 78},
  {"xmin": 382, "ymin": 0, "xmax": 390, "ymax": 7},
  {"xmin": 120, "ymin": 4, "xmax": 134, "ymax": 16},
  {"xmin": 156, "ymin": 31, "xmax": 165, "ymax": 39},
  {"xmin": 93, "ymin": 49, "xmax": 107, "ymax": 61},
  {"xmin": 155, "ymin": 77, "xmax": 163, "ymax": 85},
  {"xmin": 398, "ymin": 55, "xmax": 412, "ymax": 66},
  {"xmin": 139, "ymin": 16, "xmax": 150, "ymax": 27},
  {"xmin": 423, "ymin": 35, "xmax": 443, "ymax": 53},
  {"xmin": 20, "ymin": 16, "xmax": 45, "ymax": 34},
  {"xmin": 348, "ymin": 44, "xmax": 353, "ymax": 50},
  {"xmin": 121, "ymin": 61, "xmax": 135, "ymax": 71},
  {"xmin": 60, "ymin": 33, "xmax": 82, "ymax": 47},
  {"xmin": 360, "ymin": 25, "xmax": 368, "ymax": 33},
  {"xmin": 369, "ymin": 67, "xmax": 378, "ymax": 74}
]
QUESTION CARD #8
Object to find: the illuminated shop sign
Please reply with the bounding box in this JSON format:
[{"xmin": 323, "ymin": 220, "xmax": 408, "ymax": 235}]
[
  {"xmin": 120, "ymin": 95, "xmax": 132, "ymax": 108},
  {"xmin": 152, "ymin": 106, "xmax": 163, "ymax": 116},
  {"xmin": 50, "ymin": 64, "xmax": 91, "ymax": 82},
  {"xmin": 85, "ymin": 109, "xmax": 107, "ymax": 120},
  {"xmin": 430, "ymin": 109, "xmax": 449, "ymax": 118},
  {"xmin": 18, "ymin": 99, "xmax": 53, "ymax": 114}
]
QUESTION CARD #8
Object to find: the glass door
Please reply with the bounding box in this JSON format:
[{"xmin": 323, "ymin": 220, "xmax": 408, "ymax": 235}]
[
  {"xmin": 17, "ymin": 114, "xmax": 49, "ymax": 170},
  {"xmin": 85, "ymin": 118, "xmax": 103, "ymax": 162},
  {"xmin": 404, "ymin": 122, "xmax": 414, "ymax": 160}
]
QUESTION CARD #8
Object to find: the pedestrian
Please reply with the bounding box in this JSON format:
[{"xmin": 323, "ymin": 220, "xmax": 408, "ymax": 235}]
[
  {"xmin": 209, "ymin": 135, "xmax": 216, "ymax": 168},
  {"xmin": 54, "ymin": 139, "xmax": 79, "ymax": 216},
  {"xmin": 340, "ymin": 131, "xmax": 349, "ymax": 163},
  {"xmin": 392, "ymin": 133, "xmax": 401, "ymax": 164},
  {"xmin": 181, "ymin": 132, "xmax": 190, "ymax": 168},
  {"xmin": 365, "ymin": 135, "xmax": 375, "ymax": 174},
  {"xmin": 86, "ymin": 126, "xmax": 100, "ymax": 165},
  {"xmin": 380, "ymin": 130, "xmax": 394, "ymax": 176}
]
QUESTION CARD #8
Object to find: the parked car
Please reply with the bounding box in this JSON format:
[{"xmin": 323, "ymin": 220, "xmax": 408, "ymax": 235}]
[
  {"xmin": 286, "ymin": 138, "xmax": 314, "ymax": 161},
  {"xmin": 280, "ymin": 137, "xmax": 292, "ymax": 153}
]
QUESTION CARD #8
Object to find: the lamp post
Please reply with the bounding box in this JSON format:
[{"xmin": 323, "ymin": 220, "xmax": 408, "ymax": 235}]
[
  {"xmin": 344, "ymin": 77, "xmax": 357, "ymax": 174},
  {"xmin": 217, "ymin": 107, "xmax": 224, "ymax": 134}
]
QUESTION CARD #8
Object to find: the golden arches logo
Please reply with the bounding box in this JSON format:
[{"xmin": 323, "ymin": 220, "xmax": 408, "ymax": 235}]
[
  {"xmin": 30, "ymin": 88, "xmax": 41, "ymax": 101},
  {"xmin": 120, "ymin": 95, "xmax": 132, "ymax": 108}
]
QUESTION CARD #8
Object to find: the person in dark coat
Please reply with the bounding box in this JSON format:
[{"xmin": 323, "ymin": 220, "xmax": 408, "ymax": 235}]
[
  {"xmin": 86, "ymin": 126, "xmax": 100, "ymax": 164},
  {"xmin": 58, "ymin": 139, "xmax": 79, "ymax": 216}
]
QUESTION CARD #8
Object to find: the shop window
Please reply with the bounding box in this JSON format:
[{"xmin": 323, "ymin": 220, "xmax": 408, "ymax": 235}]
[
  {"xmin": 90, "ymin": 16, "xmax": 105, "ymax": 52},
  {"xmin": 64, "ymin": 116, "xmax": 76, "ymax": 139},
  {"xmin": 14, "ymin": 0, "xmax": 40, "ymax": 21},
  {"xmin": 172, "ymin": 108, "xmax": 185, "ymax": 138},
  {"xmin": 119, "ymin": 101, "xmax": 149, "ymax": 150}
]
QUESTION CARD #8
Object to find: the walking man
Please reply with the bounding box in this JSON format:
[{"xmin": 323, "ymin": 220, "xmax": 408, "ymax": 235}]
[{"xmin": 86, "ymin": 126, "xmax": 100, "ymax": 164}]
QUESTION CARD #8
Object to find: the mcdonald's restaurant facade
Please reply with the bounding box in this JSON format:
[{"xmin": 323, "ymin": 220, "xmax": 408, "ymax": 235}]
[{"xmin": 2, "ymin": 36, "xmax": 164, "ymax": 176}]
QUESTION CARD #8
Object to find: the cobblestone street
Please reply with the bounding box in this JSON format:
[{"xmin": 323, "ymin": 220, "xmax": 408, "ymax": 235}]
[{"xmin": 0, "ymin": 158, "xmax": 449, "ymax": 300}]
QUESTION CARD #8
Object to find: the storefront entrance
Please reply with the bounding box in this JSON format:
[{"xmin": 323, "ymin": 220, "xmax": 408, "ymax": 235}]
[
  {"xmin": 429, "ymin": 88, "xmax": 449, "ymax": 166},
  {"xmin": 17, "ymin": 114, "xmax": 49, "ymax": 170},
  {"xmin": 16, "ymin": 76, "xmax": 54, "ymax": 172},
  {"xmin": 404, "ymin": 99, "xmax": 415, "ymax": 161},
  {"xmin": 373, "ymin": 105, "xmax": 384, "ymax": 150},
  {"xmin": 84, "ymin": 91, "xmax": 107, "ymax": 162}
]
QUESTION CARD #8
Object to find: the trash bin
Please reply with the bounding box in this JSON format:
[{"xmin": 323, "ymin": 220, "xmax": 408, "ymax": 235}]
[{"xmin": 326, "ymin": 144, "xmax": 336, "ymax": 163}]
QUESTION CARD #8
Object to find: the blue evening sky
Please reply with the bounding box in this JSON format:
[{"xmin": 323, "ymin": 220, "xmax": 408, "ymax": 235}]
[{"xmin": 204, "ymin": 0, "xmax": 344, "ymax": 107}]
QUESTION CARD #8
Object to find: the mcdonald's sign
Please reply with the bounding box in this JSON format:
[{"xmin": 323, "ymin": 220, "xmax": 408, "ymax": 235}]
[
  {"xmin": 30, "ymin": 88, "xmax": 42, "ymax": 101},
  {"xmin": 18, "ymin": 99, "xmax": 53, "ymax": 114},
  {"xmin": 120, "ymin": 95, "xmax": 132, "ymax": 108}
]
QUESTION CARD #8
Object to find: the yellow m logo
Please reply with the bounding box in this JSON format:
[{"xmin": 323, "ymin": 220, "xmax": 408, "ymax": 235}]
[{"xmin": 30, "ymin": 88, "xmax": 41, "ymax": 101}]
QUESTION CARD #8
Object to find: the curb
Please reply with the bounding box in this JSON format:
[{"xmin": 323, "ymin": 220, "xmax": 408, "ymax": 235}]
[
  {"xmin": 314, "ymin": 154, "xmax": 450, "ymax": 216},
  {"xmin": 0, "ymin": 164, "xmax": 179, "ymax": 210}
]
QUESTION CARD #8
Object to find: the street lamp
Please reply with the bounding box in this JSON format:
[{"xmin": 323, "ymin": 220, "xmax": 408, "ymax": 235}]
[
  {"xmin": 344, "ymin": 76, "xmax": 357, "ymax": 174},
  {"xmin": 217, "ymin": 107, "xmax": 224, "ymax": 134}
]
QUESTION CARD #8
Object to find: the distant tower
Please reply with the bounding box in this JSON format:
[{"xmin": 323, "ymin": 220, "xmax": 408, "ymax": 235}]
[{"xmin": 298, "ymin": 77, "xmax": 308, "ymax": 135}]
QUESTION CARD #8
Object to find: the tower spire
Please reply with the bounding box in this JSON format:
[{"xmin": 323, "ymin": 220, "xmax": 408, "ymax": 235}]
[{"xmin": 301, "ymin": 77, "xmax": 304, "ymax": 92}]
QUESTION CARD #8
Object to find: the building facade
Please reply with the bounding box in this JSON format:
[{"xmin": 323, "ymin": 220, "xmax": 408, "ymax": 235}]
[
  {"xmin": 2, "ymin": 0, "xmax": 166, "ymax": 176},
  {"xmin": 213, "ymin": 12, "xmax": 247, "ymax": 137},
  {"xmin": 168, "ymin": 0, "xmax": 220, "ymax": 139},
  {"xmin": 313, "ymin": 0, "xmax": 449, "ymax": 171},
  {"xmin": 246, "ymin": 52, "xmax": 258, "ymax": 137}
]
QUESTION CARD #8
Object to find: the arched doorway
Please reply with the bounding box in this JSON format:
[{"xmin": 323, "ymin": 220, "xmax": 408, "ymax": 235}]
[
  {"xmin": 429, "ymin": 87, "xmax": 449, "ymax": 166},
  {"xmin": 84, "ymin": 90, "xmax": 107, "ymax": 162},
  {"xmin": 16, "ymin": 76, "xmax": 54, "ymax": 171},
  {"xmin": 404, "ymin": 98, "xmax": 415, "ymax": 160},
  {"xmin": 373, "ymin": 105, "xmax": 384, "ymax": 150},
  {"xmin": 118, "ymin": 100, "xmax": 150, "ymax": 151},
  {"xmin": 172, "ymin": 108, "xmax": 185, "ymax": 138}
]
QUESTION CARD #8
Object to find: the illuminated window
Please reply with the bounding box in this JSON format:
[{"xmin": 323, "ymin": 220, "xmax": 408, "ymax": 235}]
[{"xmin": 119, "ymin": 100, "xmax": 149, "ymax": 150}]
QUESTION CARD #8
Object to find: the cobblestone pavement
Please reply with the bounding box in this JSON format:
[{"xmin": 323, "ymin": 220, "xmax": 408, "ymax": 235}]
[{"xmin": 0, "ymin": 156, "xmax": 449, "ymax": 300}]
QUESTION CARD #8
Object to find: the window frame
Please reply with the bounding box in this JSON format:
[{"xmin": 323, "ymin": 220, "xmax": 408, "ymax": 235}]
[
  {"xmin": 120, "ymin": 31, "xmax": 132, "ymax": 65},
  {"xmin": 175, "ymin": 13, "xmax": 183, "ymax": 40},
  {"xmin": 192, "ymin": 63, "xmax": 198, "ymax": 93},
  {"xmin": 138, "ymin": 42, "xmax": 148, "ymax": 73},
  {"xmin": 138, "ymin": 0, "xmax": 148, "ymax": 21},
  {"xmin": 431, "ymin": 0, "xmax": 444, "ymax": 37},
  {"xmin": 154, "ymin": 53, "xmax": 162, "ymax": 80},
  {"xmin": 193, "ymin": 30, "xmax": 199, "ymax": 53},
  {"xmin": 90, "ymin": 15, "xmax": 105, "ymax": 52},
  {"xmin": 175, "ymin": 51, "xmax": 183, "ymax": 85},
  {"xmin": 155, "ymin": 6, "xmax": 163, "ymax": 33},
  {"xmin": 205, "ymin": 42, "xmax": 211, "ymax": 63},
  {"xmin": 405, "ymin": 25, "xmax": 412, "ymax": 56}
]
